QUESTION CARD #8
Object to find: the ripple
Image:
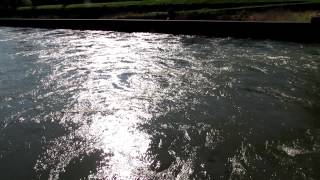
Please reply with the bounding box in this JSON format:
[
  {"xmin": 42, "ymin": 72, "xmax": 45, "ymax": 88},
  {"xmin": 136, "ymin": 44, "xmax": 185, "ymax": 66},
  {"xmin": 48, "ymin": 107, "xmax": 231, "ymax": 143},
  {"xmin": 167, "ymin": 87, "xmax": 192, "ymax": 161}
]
[{"xmin": 0, "ymin": 27, "xmax": 319, "ymax": 179}]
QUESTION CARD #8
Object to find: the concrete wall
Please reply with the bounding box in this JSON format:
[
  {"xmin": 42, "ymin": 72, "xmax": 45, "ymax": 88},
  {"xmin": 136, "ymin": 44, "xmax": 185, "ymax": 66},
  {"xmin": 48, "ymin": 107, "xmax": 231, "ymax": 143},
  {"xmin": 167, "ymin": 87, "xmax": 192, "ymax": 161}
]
[{"xmin": 0, "ymin": 18, "xmax": 319, "ymax": 42}]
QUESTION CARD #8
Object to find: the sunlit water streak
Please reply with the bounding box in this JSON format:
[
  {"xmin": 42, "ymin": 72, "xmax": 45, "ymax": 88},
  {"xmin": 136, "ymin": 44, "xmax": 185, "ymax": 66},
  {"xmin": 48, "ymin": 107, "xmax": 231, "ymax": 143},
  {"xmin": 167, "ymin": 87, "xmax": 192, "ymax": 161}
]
[{"xmin": 0, "ymin": 27, "xmax": 319, "ymax": 179}]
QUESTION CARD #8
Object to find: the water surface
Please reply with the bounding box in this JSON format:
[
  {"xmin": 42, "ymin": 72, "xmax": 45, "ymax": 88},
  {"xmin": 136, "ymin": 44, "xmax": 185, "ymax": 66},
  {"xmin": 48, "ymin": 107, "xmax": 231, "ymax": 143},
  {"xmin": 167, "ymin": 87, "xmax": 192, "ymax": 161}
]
[{"xmin": 0, "ymin": 27, "xmax": 319, "ymax": 179}]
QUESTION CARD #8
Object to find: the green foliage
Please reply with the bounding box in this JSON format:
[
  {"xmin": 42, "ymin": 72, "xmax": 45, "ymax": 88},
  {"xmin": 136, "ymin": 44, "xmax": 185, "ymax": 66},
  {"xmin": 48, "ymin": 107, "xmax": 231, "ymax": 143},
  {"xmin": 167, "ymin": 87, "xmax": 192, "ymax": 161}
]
[
  {"xmin": 18, "ymin": 0, "xmax": 310, "ymax": 10},
  {"xmin": 12, "ymin": 0, "xmax": 320, "ymax": 20}
]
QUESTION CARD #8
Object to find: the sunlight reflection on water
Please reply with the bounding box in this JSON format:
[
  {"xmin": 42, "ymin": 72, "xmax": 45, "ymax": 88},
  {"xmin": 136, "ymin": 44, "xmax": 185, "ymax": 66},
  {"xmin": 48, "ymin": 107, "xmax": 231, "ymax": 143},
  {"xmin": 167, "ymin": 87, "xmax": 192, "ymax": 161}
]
[
  {"xmin": 0, "ymin": 27, "xmax": 319, "ymax": 179},
  {"xmin": 34, "ymin": 31, "xmax": 166, "ymax": 179}
]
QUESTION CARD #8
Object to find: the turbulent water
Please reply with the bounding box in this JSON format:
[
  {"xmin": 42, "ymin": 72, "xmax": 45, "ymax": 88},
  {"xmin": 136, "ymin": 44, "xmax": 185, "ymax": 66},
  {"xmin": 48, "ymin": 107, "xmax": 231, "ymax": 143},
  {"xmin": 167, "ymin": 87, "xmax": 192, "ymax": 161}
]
[{"xmin": 0, "ymin": 27, "xmax": 319, "ymax": 180}]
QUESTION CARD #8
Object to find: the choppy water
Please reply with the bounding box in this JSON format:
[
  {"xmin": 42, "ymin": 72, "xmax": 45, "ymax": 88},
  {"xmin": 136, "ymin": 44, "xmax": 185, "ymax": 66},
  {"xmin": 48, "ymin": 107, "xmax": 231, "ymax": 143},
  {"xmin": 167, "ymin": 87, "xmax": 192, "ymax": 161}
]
[{"xmin": 0, "ymin": 27, "xmax": 319, "ymax": 180}]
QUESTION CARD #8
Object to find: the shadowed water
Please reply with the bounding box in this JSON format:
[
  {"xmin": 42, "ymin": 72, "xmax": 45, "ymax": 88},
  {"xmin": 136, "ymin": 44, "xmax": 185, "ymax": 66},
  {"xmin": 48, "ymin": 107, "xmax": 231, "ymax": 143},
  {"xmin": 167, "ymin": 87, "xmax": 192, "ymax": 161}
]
[{"xmin": 0, "ymin": 27, "xmax": 319, "ymax": 179}]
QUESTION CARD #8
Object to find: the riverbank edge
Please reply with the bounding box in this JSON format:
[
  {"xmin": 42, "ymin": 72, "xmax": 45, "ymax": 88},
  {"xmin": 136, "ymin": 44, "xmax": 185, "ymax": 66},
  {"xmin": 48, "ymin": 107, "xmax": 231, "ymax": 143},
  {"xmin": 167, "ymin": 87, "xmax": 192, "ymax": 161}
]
[{"xmin": 0, "ymin": 18, "xmax": 319, "ymax": 42}]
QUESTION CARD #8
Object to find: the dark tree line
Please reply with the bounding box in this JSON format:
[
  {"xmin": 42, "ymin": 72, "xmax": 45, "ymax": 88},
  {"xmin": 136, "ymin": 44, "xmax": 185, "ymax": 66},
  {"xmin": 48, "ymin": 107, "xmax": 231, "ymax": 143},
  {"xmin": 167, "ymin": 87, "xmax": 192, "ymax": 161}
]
[
  {"xmin": 0, "ymin": 0, "xmax": 129, "ymax": 9},
  {"xmin": 31, "ymin": 0, "xmax": 86, "ymax": 6},
  {"xmin": 33, "ymin": 0, "xmax": 118, "ymax": 5},
  {"xmin": 0, "ymin": 0, "xmax": 93, "ymax": 9},
  {"xmin": 0, "ymin": 0, "xmax": 21, "ymax": 9}
]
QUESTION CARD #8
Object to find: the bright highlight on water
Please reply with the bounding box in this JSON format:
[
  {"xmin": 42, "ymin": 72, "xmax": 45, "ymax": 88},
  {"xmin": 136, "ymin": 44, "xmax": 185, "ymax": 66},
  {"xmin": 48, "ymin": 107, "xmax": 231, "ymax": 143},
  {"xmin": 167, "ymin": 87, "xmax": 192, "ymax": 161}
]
[{"xmin": 0, "ymin": 27, "xmax": 319, "ymax": 179}]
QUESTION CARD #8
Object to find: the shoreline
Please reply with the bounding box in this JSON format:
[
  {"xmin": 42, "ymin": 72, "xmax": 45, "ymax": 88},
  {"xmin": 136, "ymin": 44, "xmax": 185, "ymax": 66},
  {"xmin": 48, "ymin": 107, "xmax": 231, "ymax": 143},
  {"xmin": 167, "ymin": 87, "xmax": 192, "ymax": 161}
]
[{"xmin": 0, "ymin": 18, "xmax": 319, "ymax": 42}]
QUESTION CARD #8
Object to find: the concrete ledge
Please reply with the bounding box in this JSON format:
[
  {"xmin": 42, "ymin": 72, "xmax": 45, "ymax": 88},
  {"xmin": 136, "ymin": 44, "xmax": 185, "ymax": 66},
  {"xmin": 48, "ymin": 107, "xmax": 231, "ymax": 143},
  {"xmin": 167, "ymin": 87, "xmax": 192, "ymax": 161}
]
[{"xmin": 0, "ymin": 18, "xmax": 319, "ymax": 42}]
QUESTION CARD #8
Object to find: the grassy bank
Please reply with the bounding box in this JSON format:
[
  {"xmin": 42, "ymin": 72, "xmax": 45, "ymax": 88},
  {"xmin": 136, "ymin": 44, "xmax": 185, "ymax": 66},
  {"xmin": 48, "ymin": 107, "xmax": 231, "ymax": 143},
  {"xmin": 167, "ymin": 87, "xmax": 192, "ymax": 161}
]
[{"xmin": 2, "ymin": 0, "xmax": 320, "ymax": 21}]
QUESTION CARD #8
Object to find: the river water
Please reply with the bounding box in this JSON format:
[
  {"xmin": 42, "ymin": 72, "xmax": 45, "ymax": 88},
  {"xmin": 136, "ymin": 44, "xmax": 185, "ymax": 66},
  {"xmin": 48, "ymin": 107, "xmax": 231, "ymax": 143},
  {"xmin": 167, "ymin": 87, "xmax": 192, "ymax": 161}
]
[{"xmin": 0, "ymin": 27, "xmax": 319, "ymax": 179}]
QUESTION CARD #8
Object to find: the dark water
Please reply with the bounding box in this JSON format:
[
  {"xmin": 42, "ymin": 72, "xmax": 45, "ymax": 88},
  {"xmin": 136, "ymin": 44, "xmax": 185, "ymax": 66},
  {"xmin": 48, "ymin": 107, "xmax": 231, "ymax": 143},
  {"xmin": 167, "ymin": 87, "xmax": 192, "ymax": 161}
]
[{"xmin": 0, "ymin": 27, "xmax": 319, "ymax": 180}]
